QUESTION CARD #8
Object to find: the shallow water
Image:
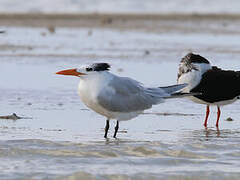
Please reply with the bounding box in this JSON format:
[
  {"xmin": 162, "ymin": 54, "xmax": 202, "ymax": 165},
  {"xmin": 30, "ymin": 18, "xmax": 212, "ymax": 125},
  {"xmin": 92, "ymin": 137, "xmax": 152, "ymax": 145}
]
[{"xmin": 0, "ymin": 24, "xmax": 240, "ymax": 179}]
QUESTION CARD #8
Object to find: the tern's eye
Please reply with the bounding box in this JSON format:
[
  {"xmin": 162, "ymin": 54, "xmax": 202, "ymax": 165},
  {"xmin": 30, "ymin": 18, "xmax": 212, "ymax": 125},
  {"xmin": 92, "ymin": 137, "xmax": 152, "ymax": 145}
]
[{"xmin": 86, "ymin": 67, "xmax": 93, "ymax": 71}]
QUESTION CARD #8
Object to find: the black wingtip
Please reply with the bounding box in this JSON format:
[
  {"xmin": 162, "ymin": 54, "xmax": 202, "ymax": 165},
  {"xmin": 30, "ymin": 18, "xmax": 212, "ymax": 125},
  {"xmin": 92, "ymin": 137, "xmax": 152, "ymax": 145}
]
[{"xmin": 165, "ymin": 92, "xmax": 202, "ymax": 99}]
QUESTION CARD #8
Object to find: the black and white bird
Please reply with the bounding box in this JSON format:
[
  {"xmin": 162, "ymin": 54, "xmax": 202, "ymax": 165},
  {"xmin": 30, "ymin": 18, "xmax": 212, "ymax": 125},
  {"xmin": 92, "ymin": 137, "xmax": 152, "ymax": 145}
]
[
  {"xmin": 56, "ymin": 63, "xmax": 192, "ymax": 138},
  {"xmin": 177, "ymin": 53, "xmax": 240, "ymax": 127}
]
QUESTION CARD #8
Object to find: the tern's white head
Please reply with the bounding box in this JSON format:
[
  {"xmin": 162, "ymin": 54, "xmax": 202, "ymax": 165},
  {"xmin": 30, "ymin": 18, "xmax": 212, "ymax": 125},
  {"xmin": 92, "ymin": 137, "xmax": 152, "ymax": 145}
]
[{"xmin": 56, "ymin": 63, "xmax": 111, "ymax": 78}]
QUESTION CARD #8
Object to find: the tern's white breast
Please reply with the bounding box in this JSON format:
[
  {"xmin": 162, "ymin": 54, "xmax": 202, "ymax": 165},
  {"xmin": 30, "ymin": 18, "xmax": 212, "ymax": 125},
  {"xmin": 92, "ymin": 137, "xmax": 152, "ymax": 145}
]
[
  {"xmin": 77, "ymin": 73, "xmax": 113, "ymax": 118},
  {"xmin": 77, "ymin": 73, "xmax": 144, "ymax": 121}
]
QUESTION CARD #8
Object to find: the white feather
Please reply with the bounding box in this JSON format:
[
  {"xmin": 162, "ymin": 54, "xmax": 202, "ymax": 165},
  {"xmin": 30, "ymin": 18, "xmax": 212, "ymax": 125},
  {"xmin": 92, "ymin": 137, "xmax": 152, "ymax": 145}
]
[
  {"xmin": 177, "ymin": 63, "xmax": 212, "ymax": 93},
  {"xmin": 78, "ymin": 70, "xmax": 185, "ymax": 121}
]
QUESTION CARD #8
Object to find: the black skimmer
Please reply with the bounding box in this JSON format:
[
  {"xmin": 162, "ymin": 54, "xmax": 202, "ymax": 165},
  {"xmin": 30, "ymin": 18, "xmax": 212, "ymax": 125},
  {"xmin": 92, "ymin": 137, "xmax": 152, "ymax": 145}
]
[
  {"xmin": 177, "ymin": 53, "xmax": 240, "ymax": 127},
  {"xmin": 56, "ymin": 63, "xmax": 194, "ymax": 138}
]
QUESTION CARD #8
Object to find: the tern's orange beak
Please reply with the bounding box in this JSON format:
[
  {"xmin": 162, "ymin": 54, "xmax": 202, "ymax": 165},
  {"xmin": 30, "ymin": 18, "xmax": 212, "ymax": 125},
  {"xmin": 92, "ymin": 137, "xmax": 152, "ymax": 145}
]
[{"xmin": 56, "ymin": 68, "xmax": 86, "ymax": 76}]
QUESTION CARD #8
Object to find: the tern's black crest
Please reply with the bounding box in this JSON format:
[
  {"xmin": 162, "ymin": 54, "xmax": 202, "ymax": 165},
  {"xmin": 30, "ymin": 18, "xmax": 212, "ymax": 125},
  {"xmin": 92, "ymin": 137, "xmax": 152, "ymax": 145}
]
[
  {"xmin": 87, "ymin": 63, "xmax": 110, "ymax": 72},
  {"xmin": 181, "ymin": 53, "xmax": 210, "ymax": 64}
]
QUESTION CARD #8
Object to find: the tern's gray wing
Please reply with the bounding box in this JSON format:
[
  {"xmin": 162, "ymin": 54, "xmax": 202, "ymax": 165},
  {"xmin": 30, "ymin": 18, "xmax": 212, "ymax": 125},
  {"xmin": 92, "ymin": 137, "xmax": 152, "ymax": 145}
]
[{"xmin": 97, "ymin": 76, "xmax": 165, "ymax": 112}]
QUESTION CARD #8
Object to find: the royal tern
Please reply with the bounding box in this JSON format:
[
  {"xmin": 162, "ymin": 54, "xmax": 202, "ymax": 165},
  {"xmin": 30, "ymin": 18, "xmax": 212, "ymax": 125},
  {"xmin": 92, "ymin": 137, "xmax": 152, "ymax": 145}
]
[
  {"xmin": 57, "ymin": 63, "xmax": 192, "ymax": 138},
  {"xmin": 177, "ymin": 53, "xmax": 240, "ymax": 127}
]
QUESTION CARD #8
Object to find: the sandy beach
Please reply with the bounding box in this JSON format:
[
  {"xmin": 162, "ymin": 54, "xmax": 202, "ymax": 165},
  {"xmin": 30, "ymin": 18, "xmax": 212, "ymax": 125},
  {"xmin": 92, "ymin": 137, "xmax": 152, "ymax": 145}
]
[{"xmin": 0, "ymin": 6, "xmax": 240, "ymax": 180}]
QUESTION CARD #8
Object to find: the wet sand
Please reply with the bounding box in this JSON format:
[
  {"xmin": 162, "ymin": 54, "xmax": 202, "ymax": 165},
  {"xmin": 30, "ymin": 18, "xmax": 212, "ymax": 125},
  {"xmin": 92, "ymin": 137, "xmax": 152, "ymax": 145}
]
[
  {"xmin": 0, "ymin": 14, "xmax": 240, "ymax": 179},
  {"xmin": 1, "ymin": 14, "xmax": 240, "ymax": 35}
]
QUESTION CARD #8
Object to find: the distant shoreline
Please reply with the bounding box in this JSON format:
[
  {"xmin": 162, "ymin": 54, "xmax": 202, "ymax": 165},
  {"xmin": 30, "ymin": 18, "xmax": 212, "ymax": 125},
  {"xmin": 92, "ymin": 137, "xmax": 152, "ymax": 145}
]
[{"xmin": 0, "ymin": 13, "xmax": 240, "ymax": 28}]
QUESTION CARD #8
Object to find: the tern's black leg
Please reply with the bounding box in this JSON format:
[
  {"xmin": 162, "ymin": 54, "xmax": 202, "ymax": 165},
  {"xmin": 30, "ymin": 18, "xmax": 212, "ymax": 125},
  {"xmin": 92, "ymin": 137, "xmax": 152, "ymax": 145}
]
[
  {"xmin": 104, "ymin": 119, "xmax": 110, "ymax": 138},
  {"xmin": 113, "ymin": 120, "xmax": 119, "ymax": 138}
]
